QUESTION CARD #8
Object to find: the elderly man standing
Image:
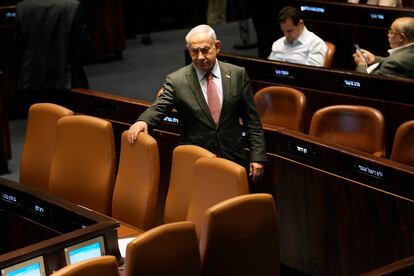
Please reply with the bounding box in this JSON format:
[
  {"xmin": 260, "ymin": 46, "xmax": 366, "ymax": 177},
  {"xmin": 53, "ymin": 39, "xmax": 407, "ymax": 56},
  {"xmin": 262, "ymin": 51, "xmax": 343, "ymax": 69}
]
[
  {"xmin": 128, "ymin": 24, "xmax": 267, "ymax": 184},
  {"xmin": 353, "ymin": 17, "xmax": 414, "ymax": 78}
]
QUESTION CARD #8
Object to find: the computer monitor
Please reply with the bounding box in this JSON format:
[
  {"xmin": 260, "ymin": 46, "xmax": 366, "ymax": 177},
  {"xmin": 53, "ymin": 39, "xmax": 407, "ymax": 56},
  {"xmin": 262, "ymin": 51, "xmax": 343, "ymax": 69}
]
[
  {"xmin": 64, "ymin": 236, "xmax": 105, "ymax": 265},
  {"xmin": 1, "ymin": 256, "xmax": 46, "ymax": 276}
]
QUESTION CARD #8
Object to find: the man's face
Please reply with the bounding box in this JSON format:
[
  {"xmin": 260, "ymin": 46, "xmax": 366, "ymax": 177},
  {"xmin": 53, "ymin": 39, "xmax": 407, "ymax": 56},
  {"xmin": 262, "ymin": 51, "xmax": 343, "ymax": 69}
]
[
  {"xmin": 280, "ymin": 19, "xmax": 304, "ymax": 43},
  {"xmin": 387, "ymin": 20, "xmax": 404, "ymax": 49},
  {"xmin": 187, "ymin": 32, "xmax": 221, "ymax": 72}
]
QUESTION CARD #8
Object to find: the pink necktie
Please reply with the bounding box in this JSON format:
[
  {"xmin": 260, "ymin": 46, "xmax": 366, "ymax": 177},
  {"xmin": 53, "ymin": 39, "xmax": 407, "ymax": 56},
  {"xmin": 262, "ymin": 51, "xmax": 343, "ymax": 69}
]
[{"xmin": 206, "ymin": 72, "xmax": 221, "ymax": 125}]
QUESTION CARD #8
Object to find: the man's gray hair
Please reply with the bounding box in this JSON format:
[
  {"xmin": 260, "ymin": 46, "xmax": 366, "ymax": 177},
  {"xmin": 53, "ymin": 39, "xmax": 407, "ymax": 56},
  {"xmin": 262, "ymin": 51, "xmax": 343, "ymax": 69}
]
[
  {"xmin": 185, "ymin": 24, "xmax": 217, "ymax": 44},
  {"xmin": 397, "ymin": 17, "xmax": 414, "ymax": 41}
]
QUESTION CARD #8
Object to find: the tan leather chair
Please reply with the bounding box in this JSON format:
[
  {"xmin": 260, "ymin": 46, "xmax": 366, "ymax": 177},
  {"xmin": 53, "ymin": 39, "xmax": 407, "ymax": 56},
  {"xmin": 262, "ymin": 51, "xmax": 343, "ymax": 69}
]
[
  {"xmin": 20, "ymin": 103, "xmax": 73, "ymax": 192},
  {"xmin": 324, "ymin": 41, "xmax": 336, "ymax": 68},
  {"xmin": 49, "ymin": 115, "xmax": 116, "ymax": 215},
  {"xmin": 112, "ymin": 130, "xmax": 159, "ymax": 232},
  {"xmin": 51, "ymin": 256, "xmax": 119, "ymax": 276},
  {"xmin": 200, "ymin": 193, "xmax": 279, "ymax": 276},
  {"xmin": 163, "ymin": 145, "xmax": 216, "ymax": 223},
  {"xmin": 123, "ymin": 221, "xmax": 202, "ymax": 276},
  {"xmin": 186, "ymin": 157, "xmax": 249, "ymax": 239},
  {"xmin": 309, "ymin": 105, "xmax": 385, "ymax": 157},
  {"xmin": 390, "ymin": 120, "xmax": 414, "ymax": 167},
  {"xmin": 254, "ymin": 86, "xmax": 306, "ymax": 132}
]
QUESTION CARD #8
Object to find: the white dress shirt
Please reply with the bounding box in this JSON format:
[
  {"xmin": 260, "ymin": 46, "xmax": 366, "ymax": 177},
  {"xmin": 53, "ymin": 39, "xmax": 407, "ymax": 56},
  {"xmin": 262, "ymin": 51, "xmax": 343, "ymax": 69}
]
[{"xmin": 268, "ymin": 26, "xmax": 327, "ymax": 67}]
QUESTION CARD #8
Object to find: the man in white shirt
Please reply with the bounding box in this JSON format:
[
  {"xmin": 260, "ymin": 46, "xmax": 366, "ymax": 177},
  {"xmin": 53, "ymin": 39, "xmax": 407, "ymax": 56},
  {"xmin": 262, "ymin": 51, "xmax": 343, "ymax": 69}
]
[
  {"xmin": 353, "ymin": 17, "xmax": 414, "ymax": 78},
  {"xmin": 268, "ymin": 6, "xmax": 327, "ymax": 67}
]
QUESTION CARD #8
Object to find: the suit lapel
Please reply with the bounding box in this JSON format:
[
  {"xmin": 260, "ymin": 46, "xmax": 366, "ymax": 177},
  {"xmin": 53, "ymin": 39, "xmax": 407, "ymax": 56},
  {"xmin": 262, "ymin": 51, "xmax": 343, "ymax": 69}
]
[
  {"xmin": 219, "ymin": 62, "xmax": 231, "ymax": 126},
  {"xmin": 185, "ymin": 70, "xmax": 216, "ymax": 126}
]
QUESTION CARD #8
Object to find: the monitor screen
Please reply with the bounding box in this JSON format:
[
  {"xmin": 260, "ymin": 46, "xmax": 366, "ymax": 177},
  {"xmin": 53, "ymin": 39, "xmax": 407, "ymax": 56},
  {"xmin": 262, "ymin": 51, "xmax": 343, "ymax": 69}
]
[
  {"xmin": 1, "ymin": 256, "xmax": 46, "ymax": 276},
  {"xmin": 64, "ymin": 236, "xmax": 105, "ymax": 265}
]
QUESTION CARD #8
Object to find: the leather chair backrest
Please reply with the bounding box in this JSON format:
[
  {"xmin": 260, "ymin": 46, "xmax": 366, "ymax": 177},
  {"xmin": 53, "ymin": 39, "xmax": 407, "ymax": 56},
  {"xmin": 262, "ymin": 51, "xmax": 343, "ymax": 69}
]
[
  {"xmin": 20, "ymin": 103, "xmax": 73, "ymax": 192},
  {"xmin": 163, "ymin": 145, "xmax": 215, "ymax": 223},
  {"xmin": 390, "ymin": 120, "xmax": 414, "ymax": 167},
  {"xmin": 186, "ymin": 157, "xmax": 249, "ymax": 239},
  {"xmin": 49, "ymin": 115, "xmax": 116, "ymax": 215},
  {"xmin": 51, "ymin": 256, "xmax": 118, "ymax": 276},
  {"xmin": 200, "ymin": 193, "xmax": 279, "ymax": 276},
  {"xmin": 324, "ymin": 41, "xmax": 336, "ymax": 68},
  {"xmin": 123, "ymin": 221, "xmax": 202, "ymax": 276},
  {"xmin": 309, "ymin": 105, "xmax": 385, "ymax": 157},
  {"xmin": 112, "ymin": 130, "xmax": 159, "ymax": 230},
  {"xmin": 254, "ymin": 86, "xmax": 306, "ymax": 131}
]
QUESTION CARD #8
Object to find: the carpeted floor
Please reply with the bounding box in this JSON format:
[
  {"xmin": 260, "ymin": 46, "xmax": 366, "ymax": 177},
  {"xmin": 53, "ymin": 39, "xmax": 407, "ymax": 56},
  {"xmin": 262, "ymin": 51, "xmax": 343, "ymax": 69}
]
[{"xmin": 85, "ymin": 21, "xmax": 258, "ymax": 102}]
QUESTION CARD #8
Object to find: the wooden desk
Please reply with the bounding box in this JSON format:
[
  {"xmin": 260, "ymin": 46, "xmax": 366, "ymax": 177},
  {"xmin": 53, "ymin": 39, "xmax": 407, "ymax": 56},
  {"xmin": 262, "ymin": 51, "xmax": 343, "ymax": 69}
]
[
  {"xmin": 264, "ymin": 128, "xmax": 414, "ymax": 275},
  {"xmin": 0, "ymin": 177, "xmax": 121, "ymax": 274},
  {"xmin": 218, "ymin": 51, "xmax": 414, "ymax": 156},
  {"xmin": 59, "ymin": 88, "xmax": 414, "ymax": 275}
]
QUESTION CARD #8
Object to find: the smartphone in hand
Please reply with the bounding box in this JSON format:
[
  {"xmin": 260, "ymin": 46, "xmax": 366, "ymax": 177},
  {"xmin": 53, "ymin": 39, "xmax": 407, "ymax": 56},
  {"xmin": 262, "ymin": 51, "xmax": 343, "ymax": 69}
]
[{"xmin": 354, "ymin": 44, "xmax": 368, "ymax": 65}]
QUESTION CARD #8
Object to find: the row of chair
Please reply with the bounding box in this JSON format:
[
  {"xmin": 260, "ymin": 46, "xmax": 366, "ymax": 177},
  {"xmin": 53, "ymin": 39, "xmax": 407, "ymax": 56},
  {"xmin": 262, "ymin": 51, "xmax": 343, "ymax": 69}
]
[
  {"xmin": 52, "ymin": 193, "xmax": 279, "ymax": 276},
  {"xmin": 20, "ymin": 103, "xmax": 280, "ymax": 275},
  {"xmin": 20, "ymin": 103, "xmax": 244, "ymax": 223},
  {"xmin": 254, "ymin": 86, "xmax": 414, "ymax": 166}
]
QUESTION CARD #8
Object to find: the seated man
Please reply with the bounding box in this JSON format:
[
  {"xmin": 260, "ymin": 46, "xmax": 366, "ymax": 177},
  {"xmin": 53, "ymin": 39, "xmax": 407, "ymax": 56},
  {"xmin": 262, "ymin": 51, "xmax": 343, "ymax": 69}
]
[
  {"xmin": 268, "ymin": 6, "xmax": 327, "ymax": 67},
  {"xmin": 347, "ymin": 0, "xmax": 402, "ymax": 7},
  {"xmin": 353, "ymin": 17, "xmax": 414, "ymax": 78}
]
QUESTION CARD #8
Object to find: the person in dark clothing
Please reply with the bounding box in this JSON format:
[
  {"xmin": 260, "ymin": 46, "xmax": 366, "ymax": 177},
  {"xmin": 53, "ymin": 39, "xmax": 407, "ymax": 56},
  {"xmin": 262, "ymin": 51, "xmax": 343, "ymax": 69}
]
[{"xmin": 16, "ymin": 0, "xmax": 89, "ymax": 109}]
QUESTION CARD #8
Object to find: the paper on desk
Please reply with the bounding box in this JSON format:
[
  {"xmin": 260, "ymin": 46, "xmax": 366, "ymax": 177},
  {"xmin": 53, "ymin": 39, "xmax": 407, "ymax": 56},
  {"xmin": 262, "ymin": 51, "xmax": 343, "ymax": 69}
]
[
  {"xmin": 367, "ymin": 62, "xmax": 379, "ymax": 74},
  {"xmin": 118, "ymin": 237, "xmax": 135, "ymax": 258}
]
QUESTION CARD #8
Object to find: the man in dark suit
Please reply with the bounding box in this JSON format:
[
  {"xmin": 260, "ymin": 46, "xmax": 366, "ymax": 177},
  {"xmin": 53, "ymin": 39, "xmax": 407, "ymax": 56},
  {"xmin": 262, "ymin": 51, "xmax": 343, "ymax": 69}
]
[
  {"xmin": 16, "ymin": 0, "xmax": 89, "ymax": 103},
  {"xmin": 353, "ymin": 17, "xmax": 414, "ymax": 78},
  {"xmin": 128, "ymin": 24, "xmax": 267, "ymax": 183}
]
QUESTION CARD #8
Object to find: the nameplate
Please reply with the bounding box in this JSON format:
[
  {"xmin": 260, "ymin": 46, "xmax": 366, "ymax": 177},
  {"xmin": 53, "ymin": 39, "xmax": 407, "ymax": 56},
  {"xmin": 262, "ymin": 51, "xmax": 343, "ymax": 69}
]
[
  {"xmin": 0, "ymin": 10, "xmax": 16, "ymax": 22},
  {"xmin": 29, "ymin": 199, "xmax": 50, "ymax": 217},
  {"xmin": 1, "ymin": 190, "xmax": 20, "ymax": 206},
  {"xmin": 273, "ymin": 69, "xmax": 295, "ymax": 79},
  {"xmin": 300, "ymin": 5, "xmax": 325, "ymax": 14},
  {"xmin": 288, "ymin": 141, "xmax": 316, "ymax": 159},
  {"xmin": 6, "ymin": 11, "xmax": 16, "ymax": 18},
  {"xmin": 354, "ymin": 163, "xmax": 384, "ymax": 180},
  {"xmin": 369, "ymin": 13, "xmax": 385, "ymax": 20},
  {"xmin": 342, "ymin": 79, "xmax": 362, "ymax": 89},
  {"xmin": 163, "ymin": 116, "xmax": 179, "ymax": 124}
]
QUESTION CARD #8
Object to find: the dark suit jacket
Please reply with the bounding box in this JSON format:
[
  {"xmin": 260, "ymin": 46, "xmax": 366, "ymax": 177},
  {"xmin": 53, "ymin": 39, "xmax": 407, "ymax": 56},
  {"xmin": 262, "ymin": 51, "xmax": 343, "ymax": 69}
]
[
  {"xmin": 138, "ymin": 61, "xmax": 267, "ymax": 165},
  {"xmin": 16, "ymin": 0, "xmax": 88, "ymax": 90},
  {"xmin": 356, "ymin": 43, "xmax": 414, "ymax": 78}
]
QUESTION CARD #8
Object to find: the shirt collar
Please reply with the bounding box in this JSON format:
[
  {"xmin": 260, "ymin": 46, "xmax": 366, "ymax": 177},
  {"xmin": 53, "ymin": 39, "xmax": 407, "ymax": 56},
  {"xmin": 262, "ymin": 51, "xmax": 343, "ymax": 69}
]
[
  {"xmin": 388, "ymin": 41, "xmax": 414, "ymax": 55},
  {"xmin": 194, "ymin": 60, "xmax": 221, "ymax": 81}
]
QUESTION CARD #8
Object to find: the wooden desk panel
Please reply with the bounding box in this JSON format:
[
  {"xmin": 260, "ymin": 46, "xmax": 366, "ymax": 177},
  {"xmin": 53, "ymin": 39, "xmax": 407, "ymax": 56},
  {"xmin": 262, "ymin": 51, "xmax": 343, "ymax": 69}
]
[
  {"xmin": 0, "ymin": 177, "xmax": 121, "ymax": 274},
  {"xmin": 271, "ymin": 155, "xmax": 414, "ymax": 275}
]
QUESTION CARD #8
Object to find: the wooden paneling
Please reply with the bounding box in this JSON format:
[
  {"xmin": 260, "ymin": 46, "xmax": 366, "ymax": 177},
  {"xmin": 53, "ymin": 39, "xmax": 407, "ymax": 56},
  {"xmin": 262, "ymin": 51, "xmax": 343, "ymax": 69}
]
[{"xmin": 0, "ymin": 71, "xmax": 11, "ymax": 165}]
